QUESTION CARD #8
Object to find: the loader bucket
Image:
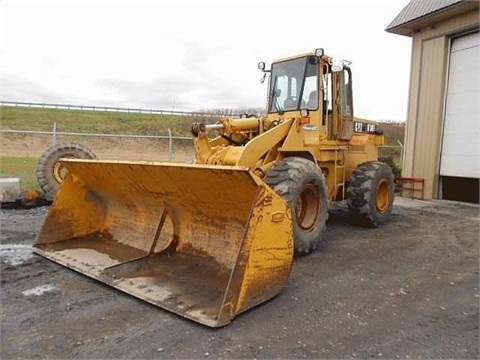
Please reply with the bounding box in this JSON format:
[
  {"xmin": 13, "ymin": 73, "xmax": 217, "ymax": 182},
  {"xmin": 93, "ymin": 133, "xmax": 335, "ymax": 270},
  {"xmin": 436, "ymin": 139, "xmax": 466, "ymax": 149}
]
[{"xmin": 33, "ymin": 159, "xmax": 294, "ymax": 327}]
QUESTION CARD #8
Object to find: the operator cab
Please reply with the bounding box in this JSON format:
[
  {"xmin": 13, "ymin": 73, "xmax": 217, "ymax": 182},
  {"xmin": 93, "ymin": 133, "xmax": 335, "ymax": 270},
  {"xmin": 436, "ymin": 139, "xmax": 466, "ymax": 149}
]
[
  {"xmin": 260, "ymin": 49, "xmax": 353, "ymax": 123},
  {"xmin": 268, "ymin": 55, "xmax": 319, "ymax": 113}
]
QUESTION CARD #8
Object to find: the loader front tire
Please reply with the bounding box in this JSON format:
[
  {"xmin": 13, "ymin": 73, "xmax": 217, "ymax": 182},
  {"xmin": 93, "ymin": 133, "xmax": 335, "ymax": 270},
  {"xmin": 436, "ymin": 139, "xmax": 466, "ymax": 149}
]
[
  {"xmin": 346, "ymin": 161, "xmax": 394, "ymax": 227},
  {"xmin": 37, "ymin": 142, "xmax": 97, "ymax": 200},
  {"xmin": 264, "ymin": 157, "xmax": 328, "ymax": 255}
]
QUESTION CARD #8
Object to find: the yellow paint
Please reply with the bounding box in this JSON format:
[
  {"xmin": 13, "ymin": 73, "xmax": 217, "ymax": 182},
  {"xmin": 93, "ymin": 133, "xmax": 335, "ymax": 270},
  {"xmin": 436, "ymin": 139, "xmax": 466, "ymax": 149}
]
[{"xmin": 34, "ymin": 159, "xmax": 294, "ymax": 327}]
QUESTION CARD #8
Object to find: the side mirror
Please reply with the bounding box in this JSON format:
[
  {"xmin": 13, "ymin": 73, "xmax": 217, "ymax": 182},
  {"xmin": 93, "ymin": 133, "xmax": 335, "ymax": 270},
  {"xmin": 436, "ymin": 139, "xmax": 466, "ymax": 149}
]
[{"xmin": 259, "ymin": 62, "xmax": 270, "ymax": 83}]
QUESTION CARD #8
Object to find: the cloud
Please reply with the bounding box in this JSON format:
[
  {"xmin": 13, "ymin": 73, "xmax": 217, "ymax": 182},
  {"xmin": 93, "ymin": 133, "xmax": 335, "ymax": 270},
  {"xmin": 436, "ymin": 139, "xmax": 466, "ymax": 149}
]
[
  {"xmin": 1, "ymin": 74, "xmax": 69, "ymax": 104},
  {"xmin": 94, "ymin": 66, "xmax": 264, "ymax": 111},
  {"xmin": 1, "ymin": 0, "xmax": 412, "ymax": 120}
]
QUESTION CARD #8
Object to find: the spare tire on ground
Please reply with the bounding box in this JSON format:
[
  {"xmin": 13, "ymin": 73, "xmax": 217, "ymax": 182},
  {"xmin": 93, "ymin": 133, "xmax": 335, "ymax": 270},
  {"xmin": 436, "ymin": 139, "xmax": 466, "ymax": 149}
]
[{"xmin": 36, "ymin": 142, "xmax": 97, "ymax": 200}]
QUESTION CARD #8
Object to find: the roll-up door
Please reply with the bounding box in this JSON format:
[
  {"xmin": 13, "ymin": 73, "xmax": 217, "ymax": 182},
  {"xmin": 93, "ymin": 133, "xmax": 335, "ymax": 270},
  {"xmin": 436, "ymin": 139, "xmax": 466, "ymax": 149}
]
[{"xmin": 440, "ymin": 31, "xmax": 479, "ymax": 179}]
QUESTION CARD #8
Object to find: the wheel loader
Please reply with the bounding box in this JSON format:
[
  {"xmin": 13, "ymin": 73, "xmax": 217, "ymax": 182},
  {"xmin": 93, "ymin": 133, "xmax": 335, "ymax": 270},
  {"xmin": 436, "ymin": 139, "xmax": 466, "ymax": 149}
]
[{"xmin": 34, "ymin": 48, "xmax": 394, "ymax": 327}]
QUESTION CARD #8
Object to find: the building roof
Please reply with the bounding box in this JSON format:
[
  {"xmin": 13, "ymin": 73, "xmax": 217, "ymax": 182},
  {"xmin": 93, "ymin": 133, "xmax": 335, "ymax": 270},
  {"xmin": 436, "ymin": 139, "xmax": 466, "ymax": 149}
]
[{"xmin": 386, "ymin": 0, "xmax": 478, "ymax": 36}]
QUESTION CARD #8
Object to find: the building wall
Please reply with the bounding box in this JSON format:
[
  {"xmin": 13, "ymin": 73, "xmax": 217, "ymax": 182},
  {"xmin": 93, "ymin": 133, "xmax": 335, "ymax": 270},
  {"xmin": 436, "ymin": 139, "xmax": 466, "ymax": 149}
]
[{"xmin": 402, "ymin": 9, "xmax": 479, "ymax": 199}]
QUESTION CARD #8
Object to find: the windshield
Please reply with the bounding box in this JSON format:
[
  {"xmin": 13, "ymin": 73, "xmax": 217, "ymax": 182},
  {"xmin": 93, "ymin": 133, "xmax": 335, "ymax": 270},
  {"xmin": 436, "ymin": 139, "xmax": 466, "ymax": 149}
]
[{"xmin": 268, "ymin": 56, "xmax": 319, "ymax": 113}]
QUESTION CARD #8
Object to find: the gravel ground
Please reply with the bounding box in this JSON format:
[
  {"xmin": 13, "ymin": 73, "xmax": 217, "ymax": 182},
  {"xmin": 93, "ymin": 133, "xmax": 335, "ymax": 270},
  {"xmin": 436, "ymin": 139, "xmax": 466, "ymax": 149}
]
[{"xmin": 1, "ymin": 197, "xmax": 479, "ymax": 359}]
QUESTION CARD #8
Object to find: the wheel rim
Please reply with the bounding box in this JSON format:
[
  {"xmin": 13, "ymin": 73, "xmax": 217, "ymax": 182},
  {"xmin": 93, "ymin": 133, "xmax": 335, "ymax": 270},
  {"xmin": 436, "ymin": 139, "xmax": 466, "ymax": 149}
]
[
  {"xmin": 53, "ymin": 162, "xmax": 69, "ymax": 183},
  {"xmin": 295, "ymin": 183, "xmax": 320, "ymax": 231},
  {"xmin": 376, "ymin": 178, "xmax": 391, "ymax": 213}
]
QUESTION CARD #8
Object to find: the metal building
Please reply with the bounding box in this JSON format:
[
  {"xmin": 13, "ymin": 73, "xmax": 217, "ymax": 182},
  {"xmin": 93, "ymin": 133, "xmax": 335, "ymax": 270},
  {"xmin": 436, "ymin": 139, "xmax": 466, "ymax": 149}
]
[{"xmin": 386, "ymin": 0, "xmax": 479, "ymax": 203}]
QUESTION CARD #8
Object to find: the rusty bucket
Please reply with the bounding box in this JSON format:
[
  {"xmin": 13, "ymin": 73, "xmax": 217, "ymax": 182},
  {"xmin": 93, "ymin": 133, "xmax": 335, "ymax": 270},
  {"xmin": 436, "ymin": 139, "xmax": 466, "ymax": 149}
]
[{"xmin": 34, "ymin": 159, "xmax": 294, "ymax": 327}]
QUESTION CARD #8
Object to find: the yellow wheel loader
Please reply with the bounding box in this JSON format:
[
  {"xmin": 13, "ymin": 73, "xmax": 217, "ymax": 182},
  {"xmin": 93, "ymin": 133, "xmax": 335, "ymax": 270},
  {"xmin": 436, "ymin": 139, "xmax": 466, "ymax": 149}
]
[{"xmin": 34, "ymin": 48, "xmax": 394, "ymax": 327}]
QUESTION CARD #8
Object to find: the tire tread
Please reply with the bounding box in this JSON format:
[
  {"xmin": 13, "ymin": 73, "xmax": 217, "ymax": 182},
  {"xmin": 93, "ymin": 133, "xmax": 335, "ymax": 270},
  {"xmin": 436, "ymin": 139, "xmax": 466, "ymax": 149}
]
[
  {"xmin": 264, "ymin": 157, "xmax": 328, "ymax": 254},
  {"xmin": 36, "ymin": 142, "xmax": 97, "ymax": 199}
]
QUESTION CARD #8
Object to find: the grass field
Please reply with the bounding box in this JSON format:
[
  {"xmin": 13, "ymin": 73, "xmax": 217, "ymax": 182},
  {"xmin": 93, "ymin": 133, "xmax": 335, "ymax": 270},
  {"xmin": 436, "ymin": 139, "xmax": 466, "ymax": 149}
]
[
  {"xmin": 0, "ymin": 106, "xmax": 216, "ymax": 136},
  {"xmin": 0, "ymin": 156, "xmax": 40, "ymax": 191}
]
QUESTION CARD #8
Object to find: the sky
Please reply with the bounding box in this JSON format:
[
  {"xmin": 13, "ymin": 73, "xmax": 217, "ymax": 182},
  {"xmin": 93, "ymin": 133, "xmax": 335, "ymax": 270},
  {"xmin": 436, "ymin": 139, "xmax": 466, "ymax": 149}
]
[{"xmin": 1, "ymin": 0, "xmax": 412, "ymax": 121}]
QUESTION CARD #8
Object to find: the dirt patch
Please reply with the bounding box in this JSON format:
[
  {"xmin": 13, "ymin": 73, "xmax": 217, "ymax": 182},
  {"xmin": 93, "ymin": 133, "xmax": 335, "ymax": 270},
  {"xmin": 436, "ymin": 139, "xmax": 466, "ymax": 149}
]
[
  {"xmin": 0, "ymin": 134, "xmax": 195, "ymax": 162},
  {"xmin": 1, "ymin": 198, "xmax": 478, "ymax": 359}
]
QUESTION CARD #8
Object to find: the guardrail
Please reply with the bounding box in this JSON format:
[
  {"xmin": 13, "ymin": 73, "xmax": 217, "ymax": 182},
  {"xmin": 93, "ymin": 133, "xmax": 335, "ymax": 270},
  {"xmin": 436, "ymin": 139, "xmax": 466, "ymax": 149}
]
[{"xmin": 0, "ymin": 100, "xmax": 226, "ymax": 117}]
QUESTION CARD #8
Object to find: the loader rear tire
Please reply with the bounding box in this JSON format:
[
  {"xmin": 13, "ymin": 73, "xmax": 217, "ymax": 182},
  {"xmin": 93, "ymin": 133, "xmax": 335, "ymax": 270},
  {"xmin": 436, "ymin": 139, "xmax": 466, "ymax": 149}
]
[
  {"xmin": 264, "ymin": 157, "xmax": 328, "ymax": 255},
  {"xmin": 37, "ymin": 142, "xmax": 97, "ymax": 200},
  {"xmin": 346, "ymin": 161, "xmax": 394, "ymax": 227}
]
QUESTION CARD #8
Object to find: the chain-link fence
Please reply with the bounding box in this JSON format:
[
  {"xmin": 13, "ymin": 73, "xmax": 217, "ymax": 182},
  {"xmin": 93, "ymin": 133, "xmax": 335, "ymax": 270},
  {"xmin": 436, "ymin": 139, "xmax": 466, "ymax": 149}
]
[{"xmin": 0, "ymin": 128, "xmax": 196, "ymax": 162}]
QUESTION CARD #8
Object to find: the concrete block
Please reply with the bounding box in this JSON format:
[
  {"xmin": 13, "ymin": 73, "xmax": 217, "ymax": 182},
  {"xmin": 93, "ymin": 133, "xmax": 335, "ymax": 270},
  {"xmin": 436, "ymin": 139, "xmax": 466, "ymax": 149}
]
[{"xmin": 0, "ymin": 178, "xmax": 22, "ymax": 203}]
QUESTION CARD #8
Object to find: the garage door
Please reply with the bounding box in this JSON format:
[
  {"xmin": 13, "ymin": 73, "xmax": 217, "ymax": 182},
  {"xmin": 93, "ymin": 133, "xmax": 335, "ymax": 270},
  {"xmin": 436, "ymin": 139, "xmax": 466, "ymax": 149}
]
[{"xmin": 440, "ymin": 31, "xmax": 479, "ymax": 179}]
